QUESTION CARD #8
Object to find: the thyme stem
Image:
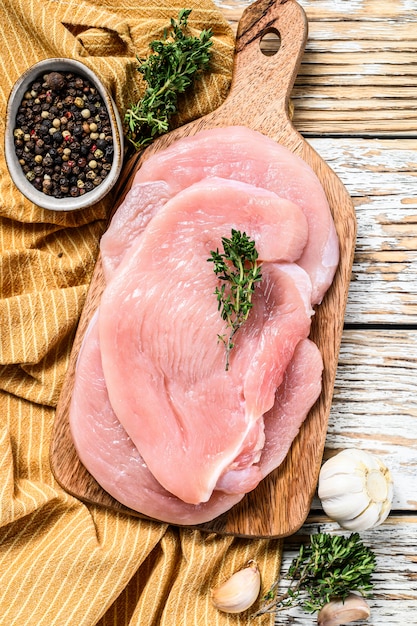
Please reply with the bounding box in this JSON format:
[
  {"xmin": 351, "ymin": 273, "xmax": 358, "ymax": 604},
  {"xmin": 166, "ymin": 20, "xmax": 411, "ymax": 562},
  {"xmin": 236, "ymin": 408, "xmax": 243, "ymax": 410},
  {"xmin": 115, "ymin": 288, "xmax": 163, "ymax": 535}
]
[
  {"xmin": 124, "ymin": 9, "xmax": 213, "ymax": 150},
  {"xmin": 208, "ymin": 230, "xmax": 262, "ymax": 371}
]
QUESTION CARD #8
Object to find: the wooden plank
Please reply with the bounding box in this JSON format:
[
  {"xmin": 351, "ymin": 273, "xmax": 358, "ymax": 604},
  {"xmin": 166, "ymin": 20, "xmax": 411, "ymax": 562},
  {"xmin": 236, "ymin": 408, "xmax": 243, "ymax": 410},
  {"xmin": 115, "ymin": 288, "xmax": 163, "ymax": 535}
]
[
  {"xmin": 294, "ymin": 73, "xmax": 417, "ymax": 87},
  {"xmin": 275, "ymin": 517, "xmax": 417, "ymax": 625},
  {"xmin": 295, "ymin": 120, "xmax": 416, "ymax": 135},
  {"xmin": 293, "ymin": 86, "xmax": 417, "ymax": 100},
  {"xmin": 298, "ymin": 0, "xmax": 417, "ymax": 22},
  {"xmin": 215, "ymin": 0, "xmax": 417, "ymax": 29},
  {"xmin": 300, "ymin": 51, "xmax": 417, "ymax": 65},
  {"xmin": 294, "ymin": 99, "xmax": 417, "ymax": 112},
  {"xmin": 307, "ymin": 137, "xmax": 417, "ymax": 323},
  {"xmin": 308, "ymin": 21, "xmax": 417, "ymax": 41}
]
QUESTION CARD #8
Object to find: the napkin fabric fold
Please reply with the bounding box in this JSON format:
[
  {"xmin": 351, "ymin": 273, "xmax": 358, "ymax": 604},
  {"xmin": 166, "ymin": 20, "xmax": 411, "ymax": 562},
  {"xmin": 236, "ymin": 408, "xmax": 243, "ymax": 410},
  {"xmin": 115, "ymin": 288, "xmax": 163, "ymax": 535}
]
[{"xmin": 0, "ymin": 0, "xmax": 282, "ymax": 624}]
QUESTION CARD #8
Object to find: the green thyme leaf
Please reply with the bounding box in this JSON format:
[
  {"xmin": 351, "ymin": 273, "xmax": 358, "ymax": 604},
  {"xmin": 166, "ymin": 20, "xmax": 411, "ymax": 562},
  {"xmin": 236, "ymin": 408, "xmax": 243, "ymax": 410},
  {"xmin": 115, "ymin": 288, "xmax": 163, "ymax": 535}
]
[
  {"xmin": 124, "ymin": 9, "xmax": 213, "ymax": 150},
  {"xmin": 208, "ymin": 229, "xmax": 262, "ymax": 371}
]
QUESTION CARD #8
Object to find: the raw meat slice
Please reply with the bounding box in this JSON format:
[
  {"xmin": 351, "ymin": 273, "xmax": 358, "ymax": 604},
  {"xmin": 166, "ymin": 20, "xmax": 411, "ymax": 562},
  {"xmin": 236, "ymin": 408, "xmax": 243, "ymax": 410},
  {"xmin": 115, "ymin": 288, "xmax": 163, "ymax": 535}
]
[
  {"xmin": 260, "ymin": 338, "xmax": 323, "ymax": 477},
  {"xmin": 69, "ymin": 318, "xmax": 321, "ymax": 524},
  {"xmin": 133, "ymin": 126, "xmax": 339, "ymax": 304},
  {"xmin": 216, "ymin": 338, "xmax": 323, "ymax": 494},
  {"xmin": 69, "ymin": 312, "xmax": 245, "ymax": 525},
  {"xmin": 98, "ymin": 177, "xmax": 314, "ymax": 504},
  {"xmin": 100, "ymin": 180, "xmax": 172, "ymax": 282}
]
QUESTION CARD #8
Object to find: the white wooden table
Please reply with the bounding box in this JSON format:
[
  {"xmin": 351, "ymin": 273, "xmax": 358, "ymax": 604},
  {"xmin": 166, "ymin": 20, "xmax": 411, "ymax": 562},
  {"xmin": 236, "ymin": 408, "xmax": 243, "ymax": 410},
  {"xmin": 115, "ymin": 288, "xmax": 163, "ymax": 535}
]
[{"xmin": 216, "ymin": 0, "xmax": 417, "ymax": 622}]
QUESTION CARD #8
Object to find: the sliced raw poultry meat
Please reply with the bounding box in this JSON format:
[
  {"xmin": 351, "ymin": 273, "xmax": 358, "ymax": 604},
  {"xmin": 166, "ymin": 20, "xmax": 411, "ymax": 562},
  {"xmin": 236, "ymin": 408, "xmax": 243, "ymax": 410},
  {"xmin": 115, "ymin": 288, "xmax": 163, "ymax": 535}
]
[
  {"xmin": 215, "ymin": 338, "xmax": 323, "ymax": 494},
  {"xmin": 260, "ymin": 338, "xmax": 323, "ymax": 477},
  {"xmin": 98, "ymin": 177, "xmax": 314, "ymax": 505},
  {"xmin": 100, "ymin": 180, "xmax": 172, "ymax": 282},
  {"xmin": 132, "ymin": 126, "xmax": 339, "ymax": 304},
  {"xmin": 69, "ymin": 317, "xmax": 322, "ymax": 525}
]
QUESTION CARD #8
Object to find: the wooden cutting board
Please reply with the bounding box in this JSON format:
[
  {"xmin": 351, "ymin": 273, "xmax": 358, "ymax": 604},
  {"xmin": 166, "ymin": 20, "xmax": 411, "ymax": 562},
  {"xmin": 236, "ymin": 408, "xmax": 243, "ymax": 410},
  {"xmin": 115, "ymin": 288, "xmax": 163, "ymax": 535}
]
[{"xmin": 50, "ymin": 0, "xmax": 356, "ymax": 538}]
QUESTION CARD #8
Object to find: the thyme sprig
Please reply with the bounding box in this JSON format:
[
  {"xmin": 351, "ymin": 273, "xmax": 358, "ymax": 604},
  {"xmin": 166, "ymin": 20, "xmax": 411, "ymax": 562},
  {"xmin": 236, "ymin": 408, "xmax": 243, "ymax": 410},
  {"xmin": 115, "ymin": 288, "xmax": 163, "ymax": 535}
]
[
  {"xmin": 208, "ymin": 230, "xmax": 262, "ymax": 371},
  {"xmin": 125, "ymin": 9, "xmax": 213, "ymax": 150},
  {"xmin": 252, "ymin": 532, "xmax": 376, "ymax": 618}
]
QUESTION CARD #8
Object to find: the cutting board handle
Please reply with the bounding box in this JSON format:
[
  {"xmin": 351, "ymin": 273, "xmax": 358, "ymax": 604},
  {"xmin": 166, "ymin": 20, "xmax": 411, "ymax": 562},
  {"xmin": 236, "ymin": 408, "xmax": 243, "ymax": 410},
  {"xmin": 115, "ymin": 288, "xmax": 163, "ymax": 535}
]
[{"xmin": 215, "ymin": 0, "xmax": 308, "ymax": 134}]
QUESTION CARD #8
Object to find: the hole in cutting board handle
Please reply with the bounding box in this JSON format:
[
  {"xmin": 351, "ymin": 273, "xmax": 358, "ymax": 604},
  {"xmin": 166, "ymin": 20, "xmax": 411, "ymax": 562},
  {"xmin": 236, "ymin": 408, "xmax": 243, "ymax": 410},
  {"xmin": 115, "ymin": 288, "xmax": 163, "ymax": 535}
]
[{"xmin": 259, "ymin": 28, "xmax": 281, "ymax": 56}]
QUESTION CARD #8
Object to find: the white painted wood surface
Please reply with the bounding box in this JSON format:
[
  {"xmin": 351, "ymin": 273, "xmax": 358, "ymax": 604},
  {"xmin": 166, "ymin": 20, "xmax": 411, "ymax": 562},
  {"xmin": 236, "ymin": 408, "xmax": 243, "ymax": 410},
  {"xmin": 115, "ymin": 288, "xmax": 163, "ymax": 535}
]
[{"xmin": 216, "ymin": 0, "xmax": 417, "ymax": 623}]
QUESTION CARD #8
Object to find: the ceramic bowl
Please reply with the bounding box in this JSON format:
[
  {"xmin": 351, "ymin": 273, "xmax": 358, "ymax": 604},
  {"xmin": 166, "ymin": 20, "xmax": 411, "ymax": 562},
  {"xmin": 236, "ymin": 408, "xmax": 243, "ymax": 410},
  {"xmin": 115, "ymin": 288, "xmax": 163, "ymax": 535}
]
[{"xmin": 5, "ymin": 58, "xmax": 124, "ymax": 212}]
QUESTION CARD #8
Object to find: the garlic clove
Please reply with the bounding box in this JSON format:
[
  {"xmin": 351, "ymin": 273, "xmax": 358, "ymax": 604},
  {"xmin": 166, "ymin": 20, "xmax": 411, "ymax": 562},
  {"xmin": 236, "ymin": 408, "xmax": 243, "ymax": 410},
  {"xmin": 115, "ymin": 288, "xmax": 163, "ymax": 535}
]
[
  {"xmin": 319, "ymin": 489, "xmax": 371, "ymax": 521},
  {"xmin": 210, "ymin": 560, "xmax": 261, "ymax": 614},
  {"xmin": 318, "ymin": 448, "xmax": 394, "ymax": 531},
  {"xmin": 319, "ymin": 452, "xmax": 367, "ymax": 479},
  {"xmin": 338, "ymin": 501, "xmax": 382, "ymax": 531},
  {"xmin": 318, "ymin": 473, "xmax": 365, "ymax": 500},
  {"xmin": 317, "ymin": 593, "xmax": 371, "ymax": 626}
]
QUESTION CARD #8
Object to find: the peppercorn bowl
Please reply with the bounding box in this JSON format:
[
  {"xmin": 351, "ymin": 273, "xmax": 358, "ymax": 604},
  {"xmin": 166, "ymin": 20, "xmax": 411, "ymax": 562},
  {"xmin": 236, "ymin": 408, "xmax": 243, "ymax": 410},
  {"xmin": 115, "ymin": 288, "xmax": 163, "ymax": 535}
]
[{"xmin": 5, "ymin": 58, "xmax": 124, "ymax": 211}]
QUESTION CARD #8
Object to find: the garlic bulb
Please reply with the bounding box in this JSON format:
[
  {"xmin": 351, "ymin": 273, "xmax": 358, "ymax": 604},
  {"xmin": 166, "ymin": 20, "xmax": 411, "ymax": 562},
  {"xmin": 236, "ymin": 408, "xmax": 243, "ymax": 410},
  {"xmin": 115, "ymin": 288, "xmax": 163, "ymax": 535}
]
[
  {"xmin": 210, "ymin": 560, "xmax": 261, "ymax": 614},
  {"xmin": 318, "ymin": 448, "xmax": 393, "ymax": 531},
  {"xmin": 317, "ymin": 593, "xmax": 371, "ymax": 625}
]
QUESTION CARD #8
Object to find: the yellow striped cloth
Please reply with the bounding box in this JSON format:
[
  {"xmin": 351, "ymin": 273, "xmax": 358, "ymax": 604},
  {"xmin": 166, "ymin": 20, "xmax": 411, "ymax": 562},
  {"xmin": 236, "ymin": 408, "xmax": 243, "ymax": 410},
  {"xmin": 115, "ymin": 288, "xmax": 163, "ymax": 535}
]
[{"xmin": 0, "ymin": 0, "xmax": 282, "ymax": 624}]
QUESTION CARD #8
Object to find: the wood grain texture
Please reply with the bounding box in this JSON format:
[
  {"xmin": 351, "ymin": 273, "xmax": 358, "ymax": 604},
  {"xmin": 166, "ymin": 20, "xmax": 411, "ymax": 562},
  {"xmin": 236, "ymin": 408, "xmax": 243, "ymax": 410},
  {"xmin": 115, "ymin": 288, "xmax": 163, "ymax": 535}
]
[
  {"xmin": 50, "ymin": 0, "xmax": 356, "ymax": 538},
  {"xmin": 308, "ymin": 137, "xmax": 417, "ymax": 324}
]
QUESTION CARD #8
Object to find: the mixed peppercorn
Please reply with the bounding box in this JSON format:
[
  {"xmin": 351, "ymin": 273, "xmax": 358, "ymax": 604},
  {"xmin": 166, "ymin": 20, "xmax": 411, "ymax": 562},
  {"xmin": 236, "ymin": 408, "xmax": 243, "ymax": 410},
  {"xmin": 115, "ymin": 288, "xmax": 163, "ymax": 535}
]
[{"xmin": 13, "ymin": 70, "xmax": 114, "ymax": 199}]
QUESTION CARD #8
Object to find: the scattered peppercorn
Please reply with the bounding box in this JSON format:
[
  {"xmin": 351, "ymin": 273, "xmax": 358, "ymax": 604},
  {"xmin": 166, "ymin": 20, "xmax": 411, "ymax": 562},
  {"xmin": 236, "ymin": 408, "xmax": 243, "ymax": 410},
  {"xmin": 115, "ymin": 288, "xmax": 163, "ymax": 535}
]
[{"xmin": 13, "ymin": 70, "xmax": 114, "ymax": 200}]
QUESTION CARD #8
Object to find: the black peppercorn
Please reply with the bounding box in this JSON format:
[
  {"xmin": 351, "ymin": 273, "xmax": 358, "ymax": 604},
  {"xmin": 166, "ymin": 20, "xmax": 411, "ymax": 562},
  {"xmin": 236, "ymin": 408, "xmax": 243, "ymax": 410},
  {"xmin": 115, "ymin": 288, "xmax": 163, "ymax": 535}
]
[
  {"xmin": 39, "ymin": 124, "xmax": 50, "ymax": 136},
  {"xmin": 95, "ymin": 139, "xmax": 107, "ymax": 151},
  {"xmin": 52, "ymin": 131, "xmax": 63, "ymax": 144},
  {"xmin": 45, "ymin": 72, "xmax": 66, "ymax": 91},
  {"xmin": 105, "ymin": 145, "xmax": 114, "ymax": 160}
]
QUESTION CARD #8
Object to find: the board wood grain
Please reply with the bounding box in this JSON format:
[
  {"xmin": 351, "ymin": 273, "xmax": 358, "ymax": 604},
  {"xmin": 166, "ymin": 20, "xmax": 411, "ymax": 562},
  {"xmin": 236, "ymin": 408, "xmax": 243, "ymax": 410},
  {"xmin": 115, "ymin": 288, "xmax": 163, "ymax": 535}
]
[{"xmin": 50, "ymin": 0, "xmax": 356, "ymax": 538}]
